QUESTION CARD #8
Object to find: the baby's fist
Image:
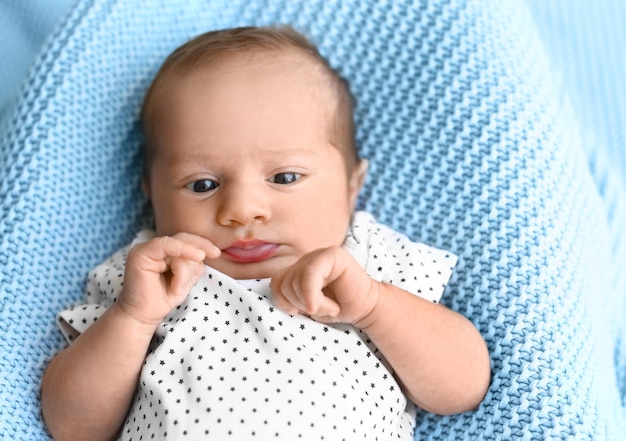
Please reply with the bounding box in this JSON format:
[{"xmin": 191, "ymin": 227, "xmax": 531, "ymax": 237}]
[
  {"xmin": 119, "ymin": 233, "xmax": 220, "ymax": 326},
  {"xmin": 271, "ymin": 247, "xmax": 378, "ymax": 325}
]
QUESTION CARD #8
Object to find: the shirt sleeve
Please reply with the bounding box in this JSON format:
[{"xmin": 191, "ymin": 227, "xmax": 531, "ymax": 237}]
[
  {"xmin": 343, "ymin": 211, "xmax": 458, "ymax": 303},
  {"xmin": 56, "ymin": 230, "xmax": 155, "ymax": 343}
]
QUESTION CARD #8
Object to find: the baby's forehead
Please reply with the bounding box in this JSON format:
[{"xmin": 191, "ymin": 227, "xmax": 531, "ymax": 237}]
[
  {"xmin": 170, "ymin": 47, "xmax": 333, "ymax": 89},
  {"xmin": 143, "ymin": 45, "xmax": 355, "ymax": 169},
  {"xmin": 149, "ymin": 49, "xmax": 321, "ymax": 116},
  {"xmin": 150, "ymin": 48, "xmax": 339, "ymax": 124}
]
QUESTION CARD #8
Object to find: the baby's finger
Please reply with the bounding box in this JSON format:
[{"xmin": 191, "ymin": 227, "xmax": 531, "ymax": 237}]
[
  {"xmin": 296, "ymin": 265, "xmax": 335, "ymax": 315},
  {"xmin": 296, "ymin": 280, "xmax": 340, "ymax": 318},
  {"xmin": 169, "ymin": 257, "xmax": 204, "ymax": 298},
  {"xmin": 138, "ymin": 236, "xmax": 206, "ymax": 264},
  {"xmin": 311, "ymin": 295, "xmax": 341, "ymax": 319},
  {"xmin": 271, "ymin": 271, "xmax": 302, "ymax": 315},
  {"xmin": 171, "ymin": 232, "xmax": 221, "ymax": 259},
  {"xmin": 271, "ymin": 288, "xmax": 301, "ymax": 316},
  {"xmin": 127, "ymin": 239, "xmax": 198, "ymax": 276}
]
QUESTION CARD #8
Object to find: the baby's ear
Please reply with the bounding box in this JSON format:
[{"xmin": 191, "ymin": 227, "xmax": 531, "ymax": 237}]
[{"xmin": 348, "ymin": 159, "xmax": 368, "ymax": 211}]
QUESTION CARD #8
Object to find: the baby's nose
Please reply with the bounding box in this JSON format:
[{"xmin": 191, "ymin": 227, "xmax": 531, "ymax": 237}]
[{"xmin": 216, "ymin": 185, "xmax": 271, "ymax": 226}]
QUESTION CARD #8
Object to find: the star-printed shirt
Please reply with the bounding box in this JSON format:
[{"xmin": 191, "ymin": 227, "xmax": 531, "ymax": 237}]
[{"xmin": 57, "ymin": 211, "xmax": 458, "ymax": 440}]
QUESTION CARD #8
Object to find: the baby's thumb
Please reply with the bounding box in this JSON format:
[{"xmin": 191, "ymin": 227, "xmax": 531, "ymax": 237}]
[
  {"xmin": 169, "ymin": 259, "xmax": 203, "ymax": 300},
  {"xmin": 309, "ymin": 295, "xmax": 340, "ymax": 320}
]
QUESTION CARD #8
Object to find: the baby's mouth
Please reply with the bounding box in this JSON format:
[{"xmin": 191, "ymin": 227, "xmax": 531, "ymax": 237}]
[{"xmin": 221, "ymin": 240, "xmax": 279, "ymax": 263}]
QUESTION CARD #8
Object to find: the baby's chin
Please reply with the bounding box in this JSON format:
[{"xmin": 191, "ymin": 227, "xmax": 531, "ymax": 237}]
[{"xmin": 203, "ymin": 254, "xmax": 298, "ymax": 281}]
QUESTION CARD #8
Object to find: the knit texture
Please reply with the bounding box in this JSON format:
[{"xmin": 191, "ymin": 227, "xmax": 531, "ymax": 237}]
[
  {"xmin": 1, "ymin": 0, "xmax": 624, "ymax": 439},
  {"xmin": 0, "ymin": 0, "xmax": 76, "ymax": 127}
]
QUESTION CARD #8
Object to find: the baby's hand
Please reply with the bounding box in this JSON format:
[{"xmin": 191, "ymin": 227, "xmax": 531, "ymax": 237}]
[
  {"xmin": 271, "ymin": 247, "xmax": 380, "ymax": 325},
  {"xmin": 118, "ymin": 233, "xmax": 221, "ymax": 327}
]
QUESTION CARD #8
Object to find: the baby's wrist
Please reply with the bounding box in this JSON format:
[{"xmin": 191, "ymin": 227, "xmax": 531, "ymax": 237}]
[
  {"xmin": 110, "ymin": 301, "xmax": 162, "ymax": 337},
  {"xmin": 351, "ymin": 279, "xmax": 384, "ymax": 331}
]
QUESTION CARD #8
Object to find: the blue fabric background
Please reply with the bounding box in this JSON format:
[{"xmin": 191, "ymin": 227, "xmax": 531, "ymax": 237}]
[
  {"xmin": 0, "ymin": 0, "xmax": 76, "ymax": 127},
  {"xmin": 1, "ymin": 0, "xmax": 624, "ymax": 439}
]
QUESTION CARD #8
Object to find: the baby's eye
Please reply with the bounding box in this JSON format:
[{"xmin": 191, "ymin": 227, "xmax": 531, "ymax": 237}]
[
  {"xmin": 186, "ymin": 179, "xmax": 218, "ymax": 193},
  {"xmin": 270, "ymin": 173, "xmax": 301, "ymax": 185}
]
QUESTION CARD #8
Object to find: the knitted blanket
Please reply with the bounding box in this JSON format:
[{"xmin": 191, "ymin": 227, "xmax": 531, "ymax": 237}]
[
  {"xmin": 0, "ymin": 0, "xmax": 76, "ymax": 127},
  {"xmin": 1, "ymin": 0, "xmax": 624, "ymax": 439}
]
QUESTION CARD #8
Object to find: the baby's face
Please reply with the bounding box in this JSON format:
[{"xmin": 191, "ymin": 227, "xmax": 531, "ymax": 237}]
[{"xmin": 144, "ymin": 52, "xmax": 364, "ymax": 279}]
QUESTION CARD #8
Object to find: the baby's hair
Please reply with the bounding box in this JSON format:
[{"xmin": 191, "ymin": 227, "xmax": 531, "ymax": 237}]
[{"xmin": 141, "ymin": 26, "xmax": 358, "ymax": 177}]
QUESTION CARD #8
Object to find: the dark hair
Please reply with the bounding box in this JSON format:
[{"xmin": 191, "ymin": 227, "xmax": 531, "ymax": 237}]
[{"xmin": 141, "ymin": 26, "xmax": 358, "ymax": 176}]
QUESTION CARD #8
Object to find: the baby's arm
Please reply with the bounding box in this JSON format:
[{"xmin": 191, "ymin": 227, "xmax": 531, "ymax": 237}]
[
  {"xmin": 271, "ymin": 247, "xmax": 490, "ymax": 415},
  {"xmin": 41, "ymin": 234, "xmax": 220, "ymax": 441}
]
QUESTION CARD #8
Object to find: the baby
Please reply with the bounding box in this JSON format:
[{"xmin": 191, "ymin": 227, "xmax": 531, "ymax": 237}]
[{"xmin": 42, "ymin": 26, "xmax": 490, "ymax": 441}]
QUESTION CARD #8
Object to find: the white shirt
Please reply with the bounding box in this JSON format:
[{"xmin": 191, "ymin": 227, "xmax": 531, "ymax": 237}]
[{"xmin": 58, "ymin": 211, "xmax": 457, "ymax": 440}]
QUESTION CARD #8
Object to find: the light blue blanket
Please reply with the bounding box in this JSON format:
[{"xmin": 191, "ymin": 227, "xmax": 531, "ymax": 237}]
[
  {"xmin": 1, "ymin": 0, "xmax": 624, "ymax": 439},
  {"xmin": 0, "ymin": 0, "xmax": 76, "ymax": 127}
]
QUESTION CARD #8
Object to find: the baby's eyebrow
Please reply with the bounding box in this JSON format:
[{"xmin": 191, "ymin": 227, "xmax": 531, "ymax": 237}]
[
  {"xmin": 163, "ymin": 143, "xmax": 326, "ymax": 171},
  {"xmin": 261, "ymin": 148, "xmax": 318, "ymax": 158},
  {"xmin": 167, "ymin": 153, "xmax": 211, "ymax": 166}
]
